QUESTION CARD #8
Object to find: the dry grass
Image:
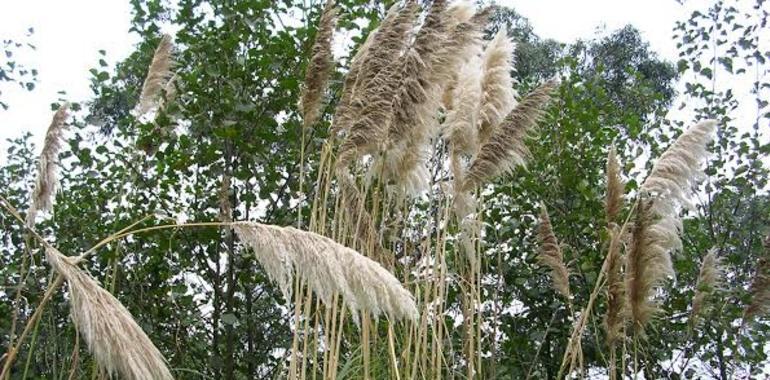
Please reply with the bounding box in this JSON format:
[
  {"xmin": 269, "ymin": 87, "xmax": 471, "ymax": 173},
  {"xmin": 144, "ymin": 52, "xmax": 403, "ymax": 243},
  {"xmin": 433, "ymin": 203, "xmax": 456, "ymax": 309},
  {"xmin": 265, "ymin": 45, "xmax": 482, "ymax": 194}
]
[
  {"xmin": 627, "ymin": 120, "xmax": 716, "ymax": 331},
  {"xmin": 744, "ymin": 234, "xmax": 770, "ymax": 323},
  {"xmin": 605, "ymin": 146, "xmax": 624, "ymax": 225},
  {"xmin": 233, "ymin": 222, "xmax": 418, "ymax": 321},
  {"xmin": 478, "ymin": 28, "xmax": 516, "ymax": 144},
  {"xmin": 300, "ymin": 0, "xmax": 337, "ymax": 129},
  {"xmin": 26, "ymin": 103, "xmax": 70, "ymax": 227},
  {"xmin": 45, "ymin": 248, "xmax": 173, "ymax": 380},
  {"xmin": 537, "ymin": 205, "xmax": 571, "ymax": 300},
  {"xmin": 137, "ymin": 34, "xmax": 174, "ymax": 116},
  {"xmin": 691, "ymin": 249, "xmax": 722, "ymax": 324},
  {"xmin": 461, "ymin": 79, "xmax": 557, "ymax": 191}
]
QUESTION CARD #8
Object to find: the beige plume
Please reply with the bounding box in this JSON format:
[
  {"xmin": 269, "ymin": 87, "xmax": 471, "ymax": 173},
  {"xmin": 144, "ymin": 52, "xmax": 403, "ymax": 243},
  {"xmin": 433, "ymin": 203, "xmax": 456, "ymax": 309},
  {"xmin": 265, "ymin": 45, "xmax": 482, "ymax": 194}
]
[
  {"xmin": 605, "ymin": 145, "xmax": 624, "ymax": 225},
  {"xmin": 603, "ymin": 225, "xmax": 626, "ymax": 348},
  {"xmin": 45, "ymin": 248, "xmax": 173, "ymax": 380},
  {"xmin": 478, "ymin": 28, "xmax": 517, "ymax": 144},
  {"xmin": 461, "ymin": 79, "xmax": 558, "ymax": 191},
  {"xmin": 137, "ymin": 34, "xmax": 175, "ymax": 116},
  {"xmin": 537, "ymin": 205, "xmax": 571, "ymax": 300},
  {"xmin": 744, "ymin": 234, "xmax": 770, "ymax": 324},
  {"xmin": 27, "ymin": 103, "xmax": 69, "ymax": 227},
  {"xmin": 691, "ymin": 249, "xmax": 722, "ymax": 324},
  {"xmin": 300, "ymin": 0, "xmax": 337, "ymax": 129},
  {"xmin": 627, "ymin": 120, "xmax": 716, "ymax": 330},
  {"xmin": 446, "ymin": 56, "xmax": 483, "ymax": 158},
  {"xmin": 233, "ymin": 222, "xmax": 418, "ymax": 321}
]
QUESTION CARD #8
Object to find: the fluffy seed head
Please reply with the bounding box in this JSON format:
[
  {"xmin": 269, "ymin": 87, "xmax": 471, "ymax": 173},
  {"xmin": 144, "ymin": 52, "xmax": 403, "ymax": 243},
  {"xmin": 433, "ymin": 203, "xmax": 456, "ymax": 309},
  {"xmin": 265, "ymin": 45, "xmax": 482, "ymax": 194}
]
[
  {"xmin": 603, "ymin": 225, "xmax": 626, "ymax": 348},
  {"xmin": 137, "ymin": 34, "xmax": 175, "ymax": 116},
  {"xmin": 478, "ymin": 28, "xmax": 517, "ymax": 144},
  {"xmin": 45, "ymin": 248, "xmax": 173, "ymax": 380},
  {"xmin": 691, "ymin": 249, "xmax": 722, "ymax": 324},
  {"xmin": 300, "ymin": 0, "xmax": 337, "ymax": 129},
  {"xmin": 605, "ymin": 145, "xmax": 625, "ymax": 225},
  {"xmin": 537, "ymin": 205, "xmax": 571, "ymax": 300},
  {"xmin": 233, "ymin": 222, "xmax": 417, "ymax": 322},
  {"xmin": 744, "ymin": 234, "xmax": 770, "ymax": 323},
  {"xmin": 462, "ymin": 79, "xmax": 557, "ymax": 191},
  {"xmin": 626, "ymin": 120, "xmax": 716, "ymax": 331},
  {"xmin": 27, "ymin": 103, "xmax": 69, "ymax": 227}
]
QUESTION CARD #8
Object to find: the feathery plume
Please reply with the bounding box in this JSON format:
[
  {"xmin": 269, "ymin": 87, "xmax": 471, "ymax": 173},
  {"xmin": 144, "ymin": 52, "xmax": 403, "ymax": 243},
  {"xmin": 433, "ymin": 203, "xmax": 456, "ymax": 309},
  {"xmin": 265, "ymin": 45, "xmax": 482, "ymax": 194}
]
[
  {"xmin": 137, "ymin": 34, "xmax": 174, "ymax": 116},
  {"xmin": 300, "ymin": 0, "xmax": 337, "ymax": 129},
  {"xmin": 605, "ymin": 145, "xmax": 624, "ymax": 225},
  {"xmin": 329, "ymin": 26, "xmax": 376, "ymax": 136},
  {"xmin": 603, "ymin": 225, "xmax": 626, "ymax": 348},
  {"xmin": 45, "ymin": 248, "xmax": 172, "ymax": 380},
  {"xmin": 478, "ymin": 28, "xmax": 517, "ymax": 144},
  {"xmin": 446, "ymin": 1, "xmax": 475, "ymax": 27},
  {"xmin": 691, "ymin": 249, "xmax": 722, "ymax": 324},
  {"xmin": 233, "ymin": 222, "xmax": 417, "ymax": 321},
  {"xmin": 537, "ymin": 205, "xmax": 571, "ymax": 300},
  {"xmin": 744, "ymin": 234, "xmax": 770, "ymax": 323},
  {"xmin": 446, "ymin": 56, "xmax": 483, "ymax": 158},
  {"xmin": 462, "ymin": 79, "xmax": 557, "ymax": 191},
  {"xmin": 218, "ymin": 174, "xmax": 232, "ymax": 223},
  {"xmin": 627, "ymin": 120, "xmax": 716, "ymax": 330},
  {"xmin": 337, "ymin": 173, "xmax": 378, "ymax": 252},
  {"xmin": 27, "ymin": 103, "xmax": 69, "ymax": 227}
]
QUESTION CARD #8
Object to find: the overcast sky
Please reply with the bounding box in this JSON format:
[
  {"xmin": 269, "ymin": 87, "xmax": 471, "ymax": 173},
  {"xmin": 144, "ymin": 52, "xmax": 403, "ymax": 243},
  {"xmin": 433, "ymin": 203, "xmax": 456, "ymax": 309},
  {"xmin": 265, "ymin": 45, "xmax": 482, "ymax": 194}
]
[{"xmin": 0, "ymin": 0, "xmax": 735, "ymax": 159}]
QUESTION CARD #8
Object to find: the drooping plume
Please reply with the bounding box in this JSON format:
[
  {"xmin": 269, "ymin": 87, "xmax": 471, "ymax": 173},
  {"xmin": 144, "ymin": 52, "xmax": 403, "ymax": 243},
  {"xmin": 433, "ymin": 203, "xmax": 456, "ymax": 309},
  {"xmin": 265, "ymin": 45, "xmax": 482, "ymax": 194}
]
[
  {"xmin": 300, "ymin": 0, "xmax": 337, "ymax": 129},
  {"xmin": 329, "ymin": 26, "xmax": 376, "ymax": 136},
  {"xmin": 627, "ymin": 120, "xmax": 716, "ymax": 330},
  {"xmin": 537, "ymin": 205, "xmax": 571, "ymax": 300},
  {"xmin": 744, "ymin": 234, "xmax": 770, "ymax": 324},
  {"xmin": 690, "ymin": 249, "xmax": 722, "ymax": 324},
  {"xmin": 137, "ymin": 34, "xmax": 175, "ymax": 116},
  {"xmin": 27, "ymin": 103, "xmax": 69, "ymax": 227},
  {"xmin": 478, "ymin": 28, "xmax": 517, "ymax": 144},
  {"xmin": 45, "ymin": 248, "xmax": 173, "ymax": 380},
  {"xmin": 461, "ymin": 79, "xmax": 558, "ymax": 191},
  {"xmin": 603, "ymin": 225, "xmax": 626, "ymax": 348},
  {"xmin": 605, "ymin": 145, "xmax": 624, "ymax": 225},
  {"xmin": 233, "ymin": 222, "xmax": 418, "ymax": 321}
]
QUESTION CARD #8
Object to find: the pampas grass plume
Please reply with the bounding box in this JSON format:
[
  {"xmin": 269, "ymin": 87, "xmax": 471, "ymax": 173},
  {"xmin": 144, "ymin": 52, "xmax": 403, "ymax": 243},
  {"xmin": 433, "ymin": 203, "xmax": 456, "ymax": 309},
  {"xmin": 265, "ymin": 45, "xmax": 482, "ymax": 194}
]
[
  {"xmin": 27, "ymin": 102, "xmax": 69, "ymax": 227},
  {"xmin": 744, "ymin": 234, "xmax": 770, "ymax": 323},
  {"xmin": 691, "ymin": 249, "xmax": 722, "ymax": 324},
  {"xmin": 537, "ymin": 205, "xmax": 571, "ymax": 300},
  {"xmin": 462, "ymin": 79, "xmax": 557, "ymax": 191},
  {"xmin": 300, "ymin": 0, "xmax": 337, "ymax": 129},
  {"xmin": 45, "ymin": 248, "xmax": 173, "ymax": 380},
  {"xmin": 137, "ymin": 34, "xmax": 174, "ymax": 116},
  {"xmin": 605, "ymin": 145, "xmax": 624, "ymax": 225},
  {"xmin": 478, "ymin": 28, "xmax": 516, "ymax": 144},
  {"xmin": 233, "ymin": 222, "xmax": 417, "ymax": 321}
]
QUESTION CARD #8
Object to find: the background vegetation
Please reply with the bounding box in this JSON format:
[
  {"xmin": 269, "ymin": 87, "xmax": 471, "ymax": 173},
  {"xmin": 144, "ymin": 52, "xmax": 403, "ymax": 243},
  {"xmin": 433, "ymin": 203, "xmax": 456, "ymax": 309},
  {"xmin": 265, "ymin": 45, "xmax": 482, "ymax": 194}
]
[{"xmin": 1, "ymin": 0, "xmax": 768, "ymax": 378}]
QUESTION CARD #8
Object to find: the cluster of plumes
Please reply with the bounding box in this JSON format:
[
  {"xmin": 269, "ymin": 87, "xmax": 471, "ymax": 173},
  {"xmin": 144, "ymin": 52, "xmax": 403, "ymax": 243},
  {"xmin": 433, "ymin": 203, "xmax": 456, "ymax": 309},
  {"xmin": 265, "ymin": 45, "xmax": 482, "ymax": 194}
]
[
  {"xmin": 136, "ymin": 34, "xmax": 175, "ymax": 116},
  {"xmin": 626, "ymin": 120, "xmax": 717, "ymax": 331},
  {"xmin": 690, "ymin": 249, "xmax": 722, "ymax": 325},
  {"xmin": 603, "ymin": 146, "xmax": 626, "ymax": 347},
  {"xmin": 332, "ymin": 1, "xmax": 546, "ymax": 195},
  {"xmin": 299, "ymin": 0, "xmax": 337, "ymax": 129},
  {"xmin": 744, "ymin": 233, "xmax": 770, "ymax": 323},
  {"xmin": 537, "ymin": 205, "xmax": 571, "ymax": 300},
  {"xmin": 26, "ymin": 103, "xmax": 69, "ymax": 227},
  {"xmin": 232, "ymin": 222, "xmax": 418, "ymax": 322},
  {"xmin": 45, "ymin": 248, "xmax": 173, "ymax": 380}
]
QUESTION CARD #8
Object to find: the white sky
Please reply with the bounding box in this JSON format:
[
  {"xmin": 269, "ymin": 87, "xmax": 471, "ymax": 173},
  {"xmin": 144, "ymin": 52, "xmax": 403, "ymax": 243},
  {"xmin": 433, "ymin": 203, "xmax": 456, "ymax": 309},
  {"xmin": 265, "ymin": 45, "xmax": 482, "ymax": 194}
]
[{"xmin": 0, "ymin": 0, "xmax": 745, "ymax": 157}]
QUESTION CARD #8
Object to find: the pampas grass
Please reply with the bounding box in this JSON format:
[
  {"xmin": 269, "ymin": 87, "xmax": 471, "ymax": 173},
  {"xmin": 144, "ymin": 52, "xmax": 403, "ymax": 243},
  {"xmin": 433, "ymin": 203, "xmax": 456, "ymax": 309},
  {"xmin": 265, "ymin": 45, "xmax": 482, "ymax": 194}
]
[
  {"xmin": 478, "ymin": 28, "xmax": 516, "ymax": 144},
  {"xmin": 27, "ymin": 102, "xmax": 69, "ymax": 227},
  {"xmin": 744, "ymin": 234, "xmax": 770, "ymax": 323},
  {"xmin": 233, "ymin": 222, "xmax": 417, "ymax": 321},
  {"xmin": 603, "ymin": 225, "xmax": 625, "ymax": 348},
  {"xmin": 300, "ymin": 0, "xmax": 337, "ymax": 129},
  {"xmin": 45, "ymin": 248, "xmax": 173, "ymax": 380},
  {"xmin": 627, "ymin": 120, "xmax": 716, "ymax": 330},
  {"xmin": 537, "ymin": 205, "xmax": 571, "ymax": 300},
  {"xmin": 137, "ymin": 34, "xmax": 174, "ymax": 116},
  {"xmin": 605, "ymin": 146, "xmax": 624, "ymax": 225},
  {"xmin": 461, "ymin": 79, "xmax": 557, "ymax": 191},
  {"xmin": 691, "ymin": 249, "xmax": 722, "ymax": 324},
  {"xmin": 446, "ymin": 56, "xmax": 483, "ymax": 161}
]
